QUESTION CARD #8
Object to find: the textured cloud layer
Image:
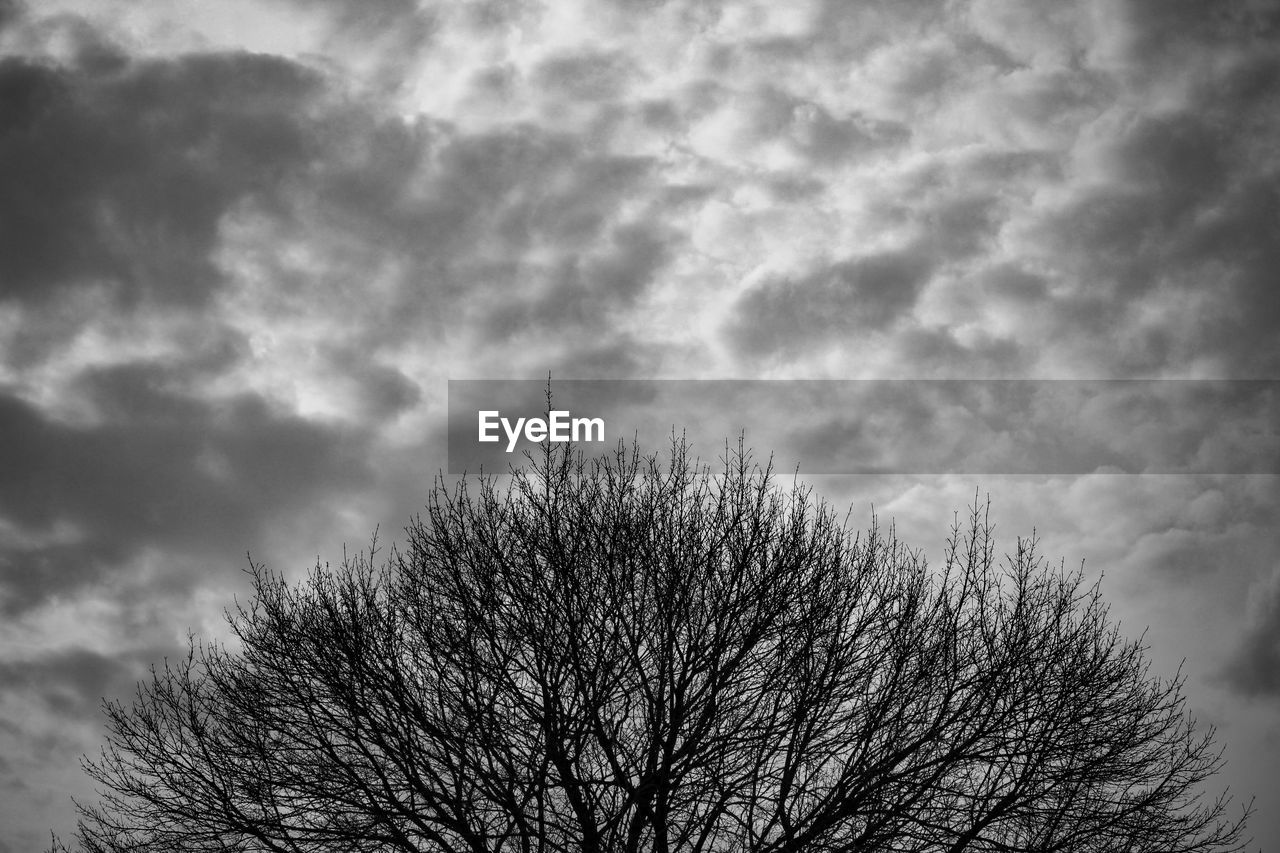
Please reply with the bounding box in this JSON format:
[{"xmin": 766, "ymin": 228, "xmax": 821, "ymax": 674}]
[{"xmin": 2, "ymin": 0, "xmax": 1279, "ymax": 850}]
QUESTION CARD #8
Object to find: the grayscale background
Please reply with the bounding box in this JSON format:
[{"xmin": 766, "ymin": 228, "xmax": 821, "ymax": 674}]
[{"xmin": 1, "ymin": 1, "xmax": 1277, "ymax": 850}]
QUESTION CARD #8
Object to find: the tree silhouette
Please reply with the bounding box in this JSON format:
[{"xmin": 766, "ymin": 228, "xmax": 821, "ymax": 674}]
[{"xmin": 55, "ymin": 439, "xmax": 1251, "ymax": 852}]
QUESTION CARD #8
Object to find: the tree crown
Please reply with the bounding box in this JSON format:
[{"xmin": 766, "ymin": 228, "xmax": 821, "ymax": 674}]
[{"xmin": 57, "ymin": 438, "xmax": 1252, "ymax": 853}]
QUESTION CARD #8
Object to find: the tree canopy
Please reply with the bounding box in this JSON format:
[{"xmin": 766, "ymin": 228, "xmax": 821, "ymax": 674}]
[{"xmin": 56, "ymin": 439, "xmax": 1251, "ymax": 853}]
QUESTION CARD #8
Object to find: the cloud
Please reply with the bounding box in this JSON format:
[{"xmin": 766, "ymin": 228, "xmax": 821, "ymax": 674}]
[
  {"xmin": 725, "ymin": 250, "xmax": 934, "ymax": 358},
  {"xmin": 531, "ymin": 49, "xmax": 635, "ymax": 103},
  {"xmin": 992, "ymin": 6, "xmax": 1280, "ymax": 377},
  {"xmin": 0, "ymin": 0, "xmax": 21, "ymax": 30},
  {"xmin": 0, "ymin": 647, "xmax": 149, "ymax": 721},
  {"xmin": 0, "ymin": 50, "xmax": 325, "ymax": 311},
  {"xmin": 482, "ymin": 220, "xmax": 672, "ymax": 339},
  {"xmin": 1220, "ymin": 568, "xmax": 1280, "ymax": 698},
  {"xmin": 0, "ymin": 372, "xmax": 371, "ymax": 614}
]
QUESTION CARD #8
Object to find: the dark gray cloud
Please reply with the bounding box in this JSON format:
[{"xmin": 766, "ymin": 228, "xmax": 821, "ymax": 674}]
[
  {"xmin": 484, "ymin": 221, "xmax": 672, "ymax": 338},
  {"xmin": 882, "ymin": 324, "xmax": 1026, "ymax": 377},
  {"xmin": 1011, "ymin": 7, "xmax": 1280, "ymax": 376},
  {"xmin": 0, "ymin": 50, "xmax": 324, "ymax": 310},
  {"xmin": 216, "ymin": 120, "xmax": 678, "ymax": 365},
  {"xmin": 0, "ymin": 369, "xmax": 371, "ymax": 613},
  {"xmin": 725, "ymin": 250, "xmax": 934, "ymax": 358},
  {"xmin": 1220, "ymin": 570, "xmax": 1280, "ymax": 698},
  {"xmin": 531, "ymin": 50, "xmax": 635, "ymax": 102},
  {"xmin": 0, "ymin": 647, "xmax": 154, "ymax": 721},
  {"xmin": 1119, "ymin": 0, "xmax": 1280, "ymax": 80},
  {"xmin": 0, "ymin": 0, "xmax": 21, "ymax": 30}
]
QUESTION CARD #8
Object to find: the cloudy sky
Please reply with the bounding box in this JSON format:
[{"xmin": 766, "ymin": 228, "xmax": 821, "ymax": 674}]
[{"xmin": 1, "ymin": 0, "xmax": 1279, "ymax": 849}]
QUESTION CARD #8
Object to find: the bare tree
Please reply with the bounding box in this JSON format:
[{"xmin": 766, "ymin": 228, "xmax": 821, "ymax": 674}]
[{"xmin": 55, "ymin": 439, "xmax": 1251, "ymax": 853}]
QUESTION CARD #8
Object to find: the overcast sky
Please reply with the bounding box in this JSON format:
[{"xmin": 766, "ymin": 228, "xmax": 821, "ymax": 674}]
[{"xmin": 1, "ymin": 0, "xmax": 1279, "ymax": 849}]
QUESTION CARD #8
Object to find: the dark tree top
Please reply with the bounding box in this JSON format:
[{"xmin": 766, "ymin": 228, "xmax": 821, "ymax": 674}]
[{"xmin": 56, "ymin": 439, "xmax": 1252, "ymax": 853}]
